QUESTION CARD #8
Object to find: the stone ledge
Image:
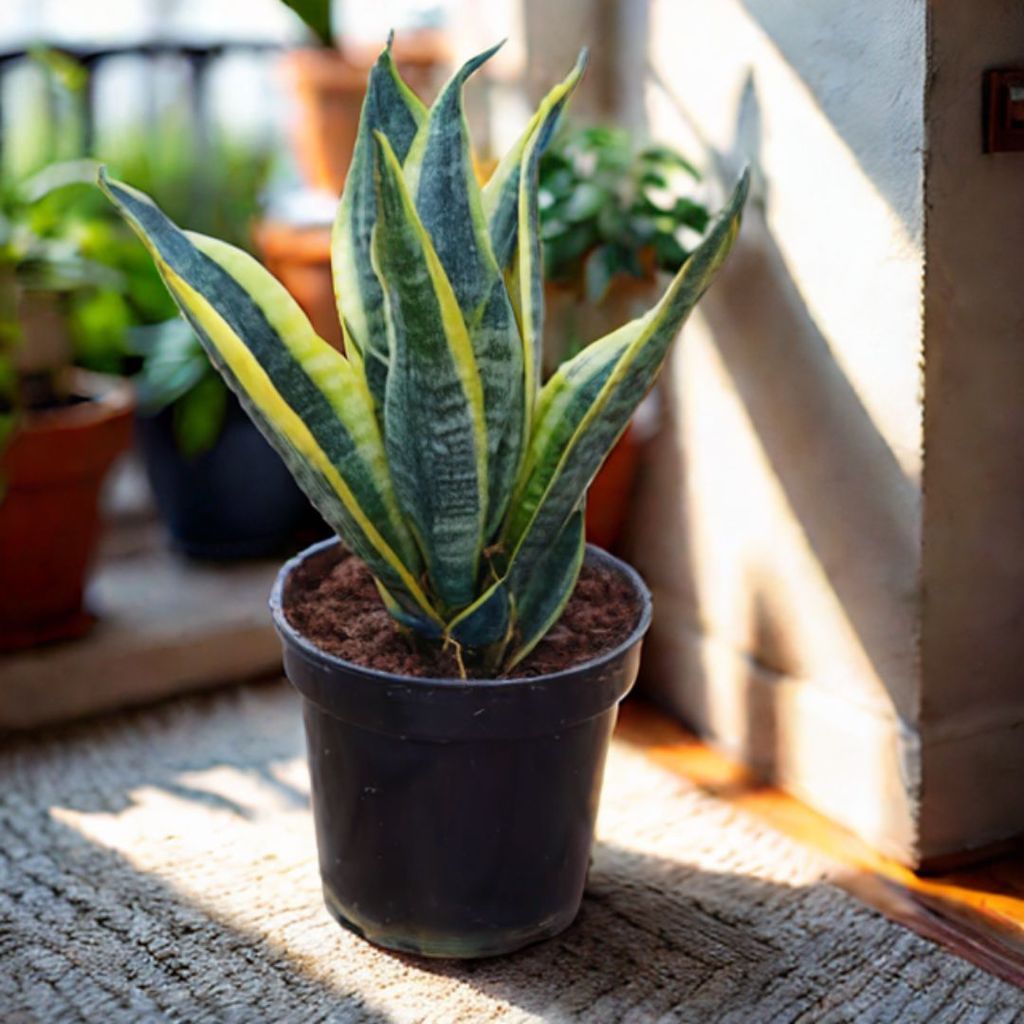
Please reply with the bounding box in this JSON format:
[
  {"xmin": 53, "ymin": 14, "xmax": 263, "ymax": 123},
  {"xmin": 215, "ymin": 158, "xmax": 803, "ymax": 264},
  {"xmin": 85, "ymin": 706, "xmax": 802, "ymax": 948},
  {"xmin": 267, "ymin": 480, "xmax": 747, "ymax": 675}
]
[{"xmin": 0, "ymin": 538, "xmax": 284, "ymax": 731}]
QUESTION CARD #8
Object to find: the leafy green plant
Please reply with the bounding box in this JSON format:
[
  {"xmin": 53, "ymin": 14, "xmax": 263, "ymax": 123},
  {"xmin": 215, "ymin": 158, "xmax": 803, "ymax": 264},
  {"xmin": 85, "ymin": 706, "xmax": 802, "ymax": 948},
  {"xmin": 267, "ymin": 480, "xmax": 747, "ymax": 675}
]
[
  {"xmin": 539, "ymin": 124, "xmax": 709, "ymax": 302},
  {"xmin": 0, "ymin": 175, "xmax": 123, "ymax": 406},
  {"xmin": 130, "ymin": 318, "xmax": 229, "ymax": 458},
  {"xmin": 21, "ymin": 115, "xmax": 272, "ymax": 453},
  {"xmin": 100, "ymin": 39, "xmax": 747, "ymax": 675},
  {"xmin": 279, "ymin": 0, "xmax": 333, "ymax": 47}
]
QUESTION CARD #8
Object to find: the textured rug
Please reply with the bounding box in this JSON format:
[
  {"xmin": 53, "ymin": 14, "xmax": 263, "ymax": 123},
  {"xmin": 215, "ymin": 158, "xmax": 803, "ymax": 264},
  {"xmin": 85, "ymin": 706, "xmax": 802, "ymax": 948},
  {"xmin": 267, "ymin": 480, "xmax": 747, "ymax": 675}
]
[{"xmin": 0, "ymin": 682, "xmax": 1020, "ymax": 1023}]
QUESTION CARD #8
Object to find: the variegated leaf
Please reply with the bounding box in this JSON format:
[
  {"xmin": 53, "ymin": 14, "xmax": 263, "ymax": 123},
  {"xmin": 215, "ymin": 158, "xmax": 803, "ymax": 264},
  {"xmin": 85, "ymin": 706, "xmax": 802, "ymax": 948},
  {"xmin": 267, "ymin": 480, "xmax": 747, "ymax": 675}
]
[
  {"xmin": 503, "ymin": 53, "xmax": 588, "ymax": 427},
  {"xmin": 99, "ymin": 169, "xmax": 439, "ymax": 625},
  {"xmin": 505, "ymin": 506, "xmax": 585, "ymax": 669},
  {"xmin": 447, "ymin": 503, "xmax": 585, "ymax": 670},
  {"xmin": 504, "ymin": 170, "xmax": 750, "ymax": 584},
  {"xmin": 482, "ymin": 50, "xmax": 587, "ymax": 273},
  {"xmin": 331, "ymin": 36, "xmax": 426, "ymax": 414},
  {"xmin": 372, "ymin": 133, "xmax": 487, "ymax": 613},
  {"xmin": 404, "ymin": 43, "xmax": 524, "ymax": 537}
]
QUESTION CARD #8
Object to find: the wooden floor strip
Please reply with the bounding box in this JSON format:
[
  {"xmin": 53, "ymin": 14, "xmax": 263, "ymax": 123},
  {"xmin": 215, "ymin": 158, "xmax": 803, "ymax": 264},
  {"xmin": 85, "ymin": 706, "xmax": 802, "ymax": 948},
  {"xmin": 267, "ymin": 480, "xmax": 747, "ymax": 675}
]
[{"xmin": 616, "ymin": 699, "xmax": 1024, "ymax": 989}]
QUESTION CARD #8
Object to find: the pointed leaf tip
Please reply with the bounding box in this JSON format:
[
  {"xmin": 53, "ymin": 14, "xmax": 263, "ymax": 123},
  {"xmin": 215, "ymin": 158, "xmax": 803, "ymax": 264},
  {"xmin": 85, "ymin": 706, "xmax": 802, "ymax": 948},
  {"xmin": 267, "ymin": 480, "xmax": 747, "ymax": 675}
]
[{"xmin": 454, "ymin": 39, "xmax": 505, "ymax": 83}]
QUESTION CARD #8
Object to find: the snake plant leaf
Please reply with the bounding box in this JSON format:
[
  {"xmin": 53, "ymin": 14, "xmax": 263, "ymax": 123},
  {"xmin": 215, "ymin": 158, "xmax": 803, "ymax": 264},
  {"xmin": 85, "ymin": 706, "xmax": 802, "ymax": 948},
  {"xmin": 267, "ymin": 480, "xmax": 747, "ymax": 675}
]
[
  {"xmin": 447, "ymin": 502, "xmax": 585, "ymax": 667},
  {"xmin": 505, "ymin": 506, "xmax": 586, "ymax": 669},
  {"xmin": 403, "ymin": 42, "xmax": 524, "ymax": 536},
  {"xmin": 372, "ymin": 133, "xmax": 487, "ymax": 613},
  {"xmin": 332, "ymin": 36, "xmax": 427, "ymax": 414},
  {"xmin": 98, "ymin": 169, "xmax": 438, "ymax": 624},
  {"xmin": 446, "ymin": 572, "xmax": 511, "ymax": 659},
  {"xmin": 503, "ymin": 55, "xmax": 588, "ymax": 428},
  {"xmin": 504, "ymin": 169, "xmax": 750, "ymax": 584},
  {"xmin": 482, "ymin": 50, "xmax": 587, "ymax": 273}
]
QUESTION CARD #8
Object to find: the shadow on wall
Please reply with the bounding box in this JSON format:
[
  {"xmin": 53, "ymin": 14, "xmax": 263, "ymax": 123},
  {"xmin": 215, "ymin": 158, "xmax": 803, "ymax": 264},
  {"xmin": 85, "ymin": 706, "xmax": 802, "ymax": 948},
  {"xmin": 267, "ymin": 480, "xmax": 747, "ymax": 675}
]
[
  {"xmin": 737, "ymin": 0, "xmax": 924, "ymax": 240},
  {"xmin": 625, "ymin": 71, "xmax": 920, "ymax": 777},
  {"xmin": 697, "ymin": 206, "xmax": 920, "ymax": 707}
]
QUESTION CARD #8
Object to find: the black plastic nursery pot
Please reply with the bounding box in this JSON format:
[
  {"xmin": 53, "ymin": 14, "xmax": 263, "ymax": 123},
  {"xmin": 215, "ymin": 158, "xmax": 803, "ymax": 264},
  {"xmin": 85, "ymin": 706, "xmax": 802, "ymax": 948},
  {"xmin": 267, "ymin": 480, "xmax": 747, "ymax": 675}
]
[
  {"xmin": 271, "ymin": 538, "xmax": 652, "ymax": 959},
  {"xmin": 136, "ymin": 397, "xmax": 324, "ymax": 560}
]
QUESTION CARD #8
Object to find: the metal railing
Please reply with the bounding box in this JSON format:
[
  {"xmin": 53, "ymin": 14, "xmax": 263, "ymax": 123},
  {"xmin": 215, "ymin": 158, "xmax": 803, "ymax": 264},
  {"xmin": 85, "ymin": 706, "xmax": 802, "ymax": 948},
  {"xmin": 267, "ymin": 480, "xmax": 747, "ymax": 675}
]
[{"xmin": 0, "ymin": 39, "xmax": 283, "ymax": 162}]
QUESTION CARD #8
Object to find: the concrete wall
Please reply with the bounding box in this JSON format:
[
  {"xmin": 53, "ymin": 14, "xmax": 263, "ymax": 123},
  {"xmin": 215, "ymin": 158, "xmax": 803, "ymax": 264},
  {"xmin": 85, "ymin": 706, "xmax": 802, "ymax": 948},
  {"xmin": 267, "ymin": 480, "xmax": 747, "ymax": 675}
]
[
  {"xmin": 623, "ymin": 0, "xmax": 1024, "ymax": 864},
  {"xmin": 919, "ymin": 0, "xmax": 1024, "ymax": 858},
  {"xmin": 626, "ymin": 0, "xmax": 930, "ymax": 861}
]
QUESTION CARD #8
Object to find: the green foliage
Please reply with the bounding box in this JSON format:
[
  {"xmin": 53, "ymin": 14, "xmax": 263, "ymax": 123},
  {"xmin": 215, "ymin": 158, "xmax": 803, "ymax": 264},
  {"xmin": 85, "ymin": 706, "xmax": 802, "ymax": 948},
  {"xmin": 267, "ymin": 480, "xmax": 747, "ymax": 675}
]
[
  {"xmin": 279, "ymin": 0, "xmax": 333, "ymax": 47},
  {"xmin": 3, "ymin": 49, "xmax": 272, "ymax": 451},
  {"xmin": 132, "ymin": 318, "xmax": 228, "ymax": 456},
  {"xmin": 539, "ymin": 124, "xmax": 709, "ymax": 302},
  {"xmin": 101, "ymin": 40, "xmax": 748, "ymax": 676}
]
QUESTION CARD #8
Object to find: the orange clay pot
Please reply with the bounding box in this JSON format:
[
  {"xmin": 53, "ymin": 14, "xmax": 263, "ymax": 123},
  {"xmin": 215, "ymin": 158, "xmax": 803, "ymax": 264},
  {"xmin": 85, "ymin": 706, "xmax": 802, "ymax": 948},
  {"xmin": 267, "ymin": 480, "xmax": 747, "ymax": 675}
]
[
  {"xmin": 585, "ymin": 424, "xmax": 641, "ymax": 552},
  {"xmin": 254, "ymin": 220, "xmax": 343, "ymax": 352},
  {"xmin": 282, "ymin": 34, "xmax": 449, "ymax": 196},
  {"xmin": 0, "ymin": 371, "xmax": 134, "ymax": 650},
  {"xmin": 281, "ymin": 49, "xmax": 367, "ymax": 196}
]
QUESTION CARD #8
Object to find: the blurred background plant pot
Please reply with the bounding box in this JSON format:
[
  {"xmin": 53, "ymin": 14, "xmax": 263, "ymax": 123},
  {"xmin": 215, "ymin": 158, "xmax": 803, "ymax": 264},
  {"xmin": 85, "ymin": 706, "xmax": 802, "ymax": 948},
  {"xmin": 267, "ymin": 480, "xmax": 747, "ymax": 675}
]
[
  {"xmin": 280, "ymin": 49, "xmax": 366, "ymax": 197},
  {"xmin": 585, "ymin": 420, "xmax": 640, "ymax": 551},
  {"xmin": 271, "ymin": 539, "xmax": 652, "ymax": 959},
  {"xmin": 254, "ymin": 220, "xmax": 342, "ymax": 350},
  {"xmin": 281, "ymin": 32, "xmax": 448, "ymax": 196},
  {"xmin": 135, "ymin": 395, "xmax": 324, "ymax": 561},
  {"xmin": 0, "ymin": 369, "xmax": 133, "ymax": 650}
]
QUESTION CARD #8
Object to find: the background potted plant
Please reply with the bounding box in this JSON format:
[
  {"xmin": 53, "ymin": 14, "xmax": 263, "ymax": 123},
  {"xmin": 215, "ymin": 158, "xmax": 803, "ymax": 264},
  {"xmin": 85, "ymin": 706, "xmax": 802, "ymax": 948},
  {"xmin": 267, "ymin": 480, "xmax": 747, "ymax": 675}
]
[
  {"xmin": 39, "ymin": 123, "xmax": 326, "ymax": 559},
  {"xmin": 0, "ymin": 178, "xmax": 133, "ymax": 650},
  {"xmin": 539, "ymin": 124, "xmax": 709, "ymax": 548},
  {"xmin": 101, "ymin": 39, "xmax": 747, "ymax": 957},
  {"xmin": 278, "ymin": 0, "xmax": 449, "ymax": 195}
]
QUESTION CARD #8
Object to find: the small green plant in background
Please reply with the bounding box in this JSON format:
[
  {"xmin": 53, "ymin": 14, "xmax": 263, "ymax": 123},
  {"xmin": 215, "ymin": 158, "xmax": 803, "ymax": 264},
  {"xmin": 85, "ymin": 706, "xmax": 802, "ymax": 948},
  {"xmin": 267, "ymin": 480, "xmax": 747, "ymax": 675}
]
[
  {"xmin": 5, "ymin": 50, "xmax": 274, "ymax": 456},
  {"xmin": 539, "ymin": 124, "xmax": 709, "ymax": 302},
  {"xmin": 101, "ymin": 39, "xmax": 748, "ymax": 675}
]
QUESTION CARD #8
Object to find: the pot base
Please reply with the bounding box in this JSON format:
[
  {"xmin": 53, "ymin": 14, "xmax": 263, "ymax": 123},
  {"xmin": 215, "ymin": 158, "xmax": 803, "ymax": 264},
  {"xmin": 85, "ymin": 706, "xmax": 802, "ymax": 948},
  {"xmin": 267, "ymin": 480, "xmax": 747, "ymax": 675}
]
[
  {"xmin": 0, "ymin": 607, "xmax": 95, "ymax": 653},
  {"xmin": 323, "ymin": 881, "xmax": 577, "ymax": 959}
]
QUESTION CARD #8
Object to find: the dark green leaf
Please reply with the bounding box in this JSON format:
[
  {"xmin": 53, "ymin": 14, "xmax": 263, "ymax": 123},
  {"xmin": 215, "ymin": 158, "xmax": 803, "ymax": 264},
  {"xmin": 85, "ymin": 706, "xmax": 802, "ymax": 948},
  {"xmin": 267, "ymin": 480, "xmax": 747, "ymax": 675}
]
[
  {"xmin": 583, "ymin": 244, "xmax": 617, "ymax": 303},
  {"xmin": 563, "ymin": 182, "xmax": 607, "ymax": 223},
  {"xmin": 278, "ymin": 0, "xmax": 332, "ymax": 46},
  {"xmin": 172, "ymin": 372, "xmax": 228, "ymax": 458}
]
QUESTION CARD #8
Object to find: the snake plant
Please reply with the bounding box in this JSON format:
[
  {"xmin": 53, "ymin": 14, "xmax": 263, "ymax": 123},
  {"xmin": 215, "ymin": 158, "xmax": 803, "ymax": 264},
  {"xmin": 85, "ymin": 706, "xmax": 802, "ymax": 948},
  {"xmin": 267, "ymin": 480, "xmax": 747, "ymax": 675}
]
[{"xmin": 99, "ymin": 39, "xmax": 747, "ymax": 675}]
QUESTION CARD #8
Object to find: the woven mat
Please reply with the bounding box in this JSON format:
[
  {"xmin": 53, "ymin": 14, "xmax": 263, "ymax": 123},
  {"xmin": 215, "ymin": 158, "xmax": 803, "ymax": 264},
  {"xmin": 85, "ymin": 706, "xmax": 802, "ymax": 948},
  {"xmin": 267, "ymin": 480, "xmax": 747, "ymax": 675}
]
[{"xmin": 1, "ymin": 682, "xmax": 1020, "ymax": 1023}]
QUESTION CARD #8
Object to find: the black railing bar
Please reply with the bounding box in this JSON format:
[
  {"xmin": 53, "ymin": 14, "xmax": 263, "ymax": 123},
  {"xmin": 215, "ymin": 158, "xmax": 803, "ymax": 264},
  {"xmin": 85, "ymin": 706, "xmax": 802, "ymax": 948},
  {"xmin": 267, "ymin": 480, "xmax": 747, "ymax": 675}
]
[{"xmin": 0, "ymin": 40, "xmax": 286, "ymax": 67}]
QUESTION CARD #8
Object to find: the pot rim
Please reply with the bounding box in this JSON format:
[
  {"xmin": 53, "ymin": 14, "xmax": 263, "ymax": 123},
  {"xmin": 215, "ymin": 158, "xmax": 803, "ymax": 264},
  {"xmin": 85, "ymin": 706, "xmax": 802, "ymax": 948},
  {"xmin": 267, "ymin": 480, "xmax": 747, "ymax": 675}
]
[
  {"xmin": 19, "ymin": 369, "xmax": 134, "ymax": 434},
  {"xmin": 270, "ymin": 536, "xmax": 652, "ymax": 690}
]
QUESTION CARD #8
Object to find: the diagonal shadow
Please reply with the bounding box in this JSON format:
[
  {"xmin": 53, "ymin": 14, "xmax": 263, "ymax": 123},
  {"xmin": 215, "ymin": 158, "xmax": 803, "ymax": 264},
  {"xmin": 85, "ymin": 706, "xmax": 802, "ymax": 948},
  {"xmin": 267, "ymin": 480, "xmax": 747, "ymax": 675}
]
[
  {"xmin": 736, "ymin": 0, "xmax": 924, "ymax": 239},
  {"xmin": 633, "ymin": 66, "xmax": 920, "ymax": 726},
  {"xmin": 696, "ymin": 204, "xmax": 921, "ymax": 718}
]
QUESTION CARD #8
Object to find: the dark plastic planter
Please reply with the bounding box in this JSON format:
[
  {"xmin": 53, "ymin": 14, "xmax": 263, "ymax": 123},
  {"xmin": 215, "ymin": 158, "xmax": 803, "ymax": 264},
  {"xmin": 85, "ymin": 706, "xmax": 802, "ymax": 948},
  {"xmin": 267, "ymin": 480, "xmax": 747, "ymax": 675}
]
[
  {"xmin": 271, "ymin": 538, "xmax": 652, "ymax": 959},
  {"xmin": 136, "ymin": 397, "xmax": 323, "ymax": 560}
]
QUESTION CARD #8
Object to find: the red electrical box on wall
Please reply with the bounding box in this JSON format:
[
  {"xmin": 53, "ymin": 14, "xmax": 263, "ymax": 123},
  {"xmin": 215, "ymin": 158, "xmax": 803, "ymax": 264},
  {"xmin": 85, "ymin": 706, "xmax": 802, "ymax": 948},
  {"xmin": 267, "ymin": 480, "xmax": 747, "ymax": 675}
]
[{"xmin": 983, "ymin": 69, "xmax": 1024, "ymax": 153}]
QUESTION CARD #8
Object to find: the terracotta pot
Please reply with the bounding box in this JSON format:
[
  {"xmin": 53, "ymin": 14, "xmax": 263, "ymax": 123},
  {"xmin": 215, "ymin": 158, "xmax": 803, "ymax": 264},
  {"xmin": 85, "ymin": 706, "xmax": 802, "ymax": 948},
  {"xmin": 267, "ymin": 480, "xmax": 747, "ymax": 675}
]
[
  {"xmin": 281, "ymin": 49, "xmax": 367, "ymax": 196},
  {"xmin": 0, "ymin": 371, "xmax": 134, "ymax": 650},
  {"xmin": 586, "ymin": 423, "xmax": 642, "ymax": 552},
  {"xmin": 341, "ymin": 29, "xmax": 449, "ymax": 104},
  {"xmin": 282, "ymin": 35, "xmax": 448, "ymax": 196},
  {"xmin": 254, "ymin": 220, "xmax": 343, "ymax": 352}
]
